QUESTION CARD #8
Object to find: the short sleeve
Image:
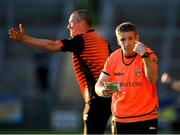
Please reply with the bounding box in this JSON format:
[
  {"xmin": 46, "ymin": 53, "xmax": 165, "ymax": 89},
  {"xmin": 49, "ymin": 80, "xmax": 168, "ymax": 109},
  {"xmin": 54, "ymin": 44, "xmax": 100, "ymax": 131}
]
[
  {"xmin": 103, "ymin": 57, "xmax": 111, "ymax": 76},
  {"xmin": 60, "ymin": 35, "xmax": 84, "ymax": 53}
]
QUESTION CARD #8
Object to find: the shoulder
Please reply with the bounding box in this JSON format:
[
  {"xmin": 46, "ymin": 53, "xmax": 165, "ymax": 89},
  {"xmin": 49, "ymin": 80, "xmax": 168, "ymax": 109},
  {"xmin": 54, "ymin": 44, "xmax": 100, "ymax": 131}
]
[
  {"xmin": 83, "ymin": 30, "xmax": 105, "ymax": 40},
  {"xmin": 62, "ymin": 35, "xmax": 83, "ymax": 43},
  {"xmin": 106, "ymin": 49, "xmax": 121, "ymax": 62},
  {"xmin": 110, "ymin": 49, "xmax": 121, "ymax": 57},
  {"xmin": 73, "ymin": 34, "xmax": 84, "ymax": 41},
  {"xmin": 83, "ymin": 30, "xmax": 97, "ymax": 38}
]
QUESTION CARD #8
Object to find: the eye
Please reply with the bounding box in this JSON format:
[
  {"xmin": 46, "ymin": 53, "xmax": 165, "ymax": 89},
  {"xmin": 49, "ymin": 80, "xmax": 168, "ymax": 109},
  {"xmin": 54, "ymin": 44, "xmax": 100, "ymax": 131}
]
[
  {"xmin": 129, "ymin": 37, "xmax": 133, "ymax": 40},
  {"xmin": 120, "ymin": 38, "xmax": 125, "ymax": 42}
]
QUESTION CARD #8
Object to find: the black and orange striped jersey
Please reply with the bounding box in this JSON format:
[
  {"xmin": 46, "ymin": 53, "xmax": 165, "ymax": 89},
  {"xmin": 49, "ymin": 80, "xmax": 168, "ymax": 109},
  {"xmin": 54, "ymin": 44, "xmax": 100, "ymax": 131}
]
[{"xmin": 60, "ymin": 30, "xmax": 111, "ymax": 102}]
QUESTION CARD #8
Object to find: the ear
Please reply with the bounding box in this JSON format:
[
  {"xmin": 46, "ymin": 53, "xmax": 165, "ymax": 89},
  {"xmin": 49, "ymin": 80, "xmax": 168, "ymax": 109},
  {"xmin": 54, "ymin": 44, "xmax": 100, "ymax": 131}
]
[
  {"xmin": 80, "ymin": 20, "xmax": 89, "ymax": 30},
  {"xmin": 80, "ymin": 20, "xmax": 86, "ymax": 26},
  {"xmin": 117, "ymin": 37, "xmax": 121, "ymax": 45}
]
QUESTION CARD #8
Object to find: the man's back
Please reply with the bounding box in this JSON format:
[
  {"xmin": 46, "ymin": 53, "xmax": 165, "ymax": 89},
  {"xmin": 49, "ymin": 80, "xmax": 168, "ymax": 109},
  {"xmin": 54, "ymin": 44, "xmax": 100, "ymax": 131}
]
[{"xmin": 72, "ymin": 30, "xmax": 110, "ymax": 102}]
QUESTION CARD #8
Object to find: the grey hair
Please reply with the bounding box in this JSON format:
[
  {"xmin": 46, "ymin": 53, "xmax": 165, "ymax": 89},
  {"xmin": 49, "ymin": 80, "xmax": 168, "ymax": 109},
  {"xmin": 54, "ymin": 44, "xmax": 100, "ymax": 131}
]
[{"xmin": 115, "ymin": 22, "xmax": 137, "ymax": 36}]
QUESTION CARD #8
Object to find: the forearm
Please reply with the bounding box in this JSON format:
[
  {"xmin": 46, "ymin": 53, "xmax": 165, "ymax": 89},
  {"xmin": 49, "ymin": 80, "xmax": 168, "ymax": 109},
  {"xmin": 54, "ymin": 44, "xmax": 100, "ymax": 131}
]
[
  {"xmin": 95, "ymin": 72, "xmax": 110, "ymax": 97},
  {"xmin": 143, "ymin": 57, "xmax": 158, "ymax": 83},
  {"xmin": 21, "ymin": 35, "xmax": 61, "ymax": 52}
]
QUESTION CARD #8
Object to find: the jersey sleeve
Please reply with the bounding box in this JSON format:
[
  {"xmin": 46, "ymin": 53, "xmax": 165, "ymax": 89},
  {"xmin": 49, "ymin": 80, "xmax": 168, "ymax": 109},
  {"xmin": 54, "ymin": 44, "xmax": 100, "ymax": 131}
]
[
  {"xmin": 147, "ymin": 48, "xmax": 158, "ymax": 64},
  {"xmin": 144, "ymin": 49, "xmax": 158, "ymax": 70},
  {"xmin": 150, "ymin": 53, "xmax": 158, "ymax": 64},
  {"xmin": 102, "ymin": 56, "xmax": 111, "ymax": 76},
  {"xmin": 60, "ymin": 35, "xmax": 84, "ymax": 53},
  {"xmin": 56, "ymin": 40, "xmax": 63, "ymax": 48}
]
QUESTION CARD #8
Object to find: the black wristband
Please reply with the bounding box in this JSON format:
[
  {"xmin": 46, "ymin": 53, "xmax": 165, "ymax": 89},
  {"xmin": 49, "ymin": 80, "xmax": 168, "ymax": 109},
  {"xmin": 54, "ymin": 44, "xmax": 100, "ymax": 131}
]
[{"xmin": 142, "ymin": 52, "xmax": 150, "ymax": 58}]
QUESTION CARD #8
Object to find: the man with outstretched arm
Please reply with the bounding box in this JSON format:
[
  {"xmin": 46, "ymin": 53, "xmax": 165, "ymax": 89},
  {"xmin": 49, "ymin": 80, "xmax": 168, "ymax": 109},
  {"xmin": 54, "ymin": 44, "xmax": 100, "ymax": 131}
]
[{"xmin": 9, "ymin": 9, "xmax": 112, "ymax": 134}]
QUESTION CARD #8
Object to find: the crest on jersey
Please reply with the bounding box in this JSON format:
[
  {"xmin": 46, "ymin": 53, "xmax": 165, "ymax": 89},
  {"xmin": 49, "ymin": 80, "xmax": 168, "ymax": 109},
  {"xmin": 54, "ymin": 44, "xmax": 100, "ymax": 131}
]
[{"xmin": 135, "ymin": 69, "xmax": 142, "ymax": 77}]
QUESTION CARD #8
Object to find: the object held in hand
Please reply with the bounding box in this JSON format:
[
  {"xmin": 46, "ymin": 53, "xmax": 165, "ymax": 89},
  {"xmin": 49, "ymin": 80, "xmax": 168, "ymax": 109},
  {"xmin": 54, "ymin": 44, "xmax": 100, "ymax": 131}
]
[{"xmin": 104, "ymin": 82, "xmax": 121, "ymax": 92}]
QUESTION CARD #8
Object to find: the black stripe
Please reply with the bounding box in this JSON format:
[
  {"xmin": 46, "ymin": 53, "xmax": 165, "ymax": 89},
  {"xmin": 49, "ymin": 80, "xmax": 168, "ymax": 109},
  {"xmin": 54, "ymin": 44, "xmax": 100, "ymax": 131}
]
[
  {"xmin": 114, "ymin": 106, "xmax": 158, "ymax": 119},
  {"xmin": 103, "ymin": 71, "xmax": 110, "ymax": 76}
]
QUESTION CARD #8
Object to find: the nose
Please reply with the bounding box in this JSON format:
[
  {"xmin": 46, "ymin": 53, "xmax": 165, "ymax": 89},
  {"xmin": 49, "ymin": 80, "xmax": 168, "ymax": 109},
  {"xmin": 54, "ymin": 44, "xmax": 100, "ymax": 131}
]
[
  {"xmin": 124, "ymin": 41, "xmax": 128, "ymax": 47},
  {"xmin": 67, "ymin": 24, "xmax": 70, "ymax": 29}
]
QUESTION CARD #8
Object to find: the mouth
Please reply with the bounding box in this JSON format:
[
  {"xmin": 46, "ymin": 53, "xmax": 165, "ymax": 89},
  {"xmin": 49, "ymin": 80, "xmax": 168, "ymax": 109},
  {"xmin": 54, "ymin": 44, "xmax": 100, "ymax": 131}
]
[
  {"xmin": 124, "ymin": 47, "xmax": 134, "ymax": 53},
  {"xmin": 124, "ymin": 47, "xmax": 130, "ymax": 51}
]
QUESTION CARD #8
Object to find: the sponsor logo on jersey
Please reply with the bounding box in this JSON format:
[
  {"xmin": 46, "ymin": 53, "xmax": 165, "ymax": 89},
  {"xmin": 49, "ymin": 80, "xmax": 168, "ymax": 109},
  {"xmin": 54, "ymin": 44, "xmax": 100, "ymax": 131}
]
[
  {"xmin": 135, "ymin": 69, "xmax": 142, "ymax": 77},
  {"xmin": 114, "ymin": 72, "xmax": 124, "ymax": 76}
]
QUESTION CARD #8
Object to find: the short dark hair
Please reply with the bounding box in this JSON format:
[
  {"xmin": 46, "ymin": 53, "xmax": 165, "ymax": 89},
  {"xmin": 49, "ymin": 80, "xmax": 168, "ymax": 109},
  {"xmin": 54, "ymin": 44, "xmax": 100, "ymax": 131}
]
[
  {"xmin": 115, "ymin": 22, "xmax": 137, "ymax": 36},
  {"xmin": 73, "ymin": 9, "xmax": 92, "ymax": 26}
]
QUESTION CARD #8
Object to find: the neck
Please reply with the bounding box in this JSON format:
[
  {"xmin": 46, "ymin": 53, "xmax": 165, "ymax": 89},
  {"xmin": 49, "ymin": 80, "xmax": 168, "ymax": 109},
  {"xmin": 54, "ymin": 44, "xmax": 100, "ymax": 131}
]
[{"xmin": 124, "ymin": 52, "xmax": 137, "ymax": 58}]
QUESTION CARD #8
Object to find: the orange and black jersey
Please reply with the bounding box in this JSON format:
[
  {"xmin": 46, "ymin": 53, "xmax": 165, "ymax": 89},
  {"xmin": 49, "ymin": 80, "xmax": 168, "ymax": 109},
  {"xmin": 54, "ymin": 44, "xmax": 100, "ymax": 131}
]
[
  {"xmin": 60, "ymin": 30, "xmax": 111, "ymax": 102},
  {"xmin": 103, "ymin": 49, "xmax": 158, "ymax": 122}
]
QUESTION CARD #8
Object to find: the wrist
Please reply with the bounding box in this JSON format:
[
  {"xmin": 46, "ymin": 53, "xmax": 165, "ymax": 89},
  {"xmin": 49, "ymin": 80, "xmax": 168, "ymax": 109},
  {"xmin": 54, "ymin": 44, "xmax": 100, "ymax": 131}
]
[{"xmin": 141, "ymin": 52, "xmax": 150, "ymax": 58}]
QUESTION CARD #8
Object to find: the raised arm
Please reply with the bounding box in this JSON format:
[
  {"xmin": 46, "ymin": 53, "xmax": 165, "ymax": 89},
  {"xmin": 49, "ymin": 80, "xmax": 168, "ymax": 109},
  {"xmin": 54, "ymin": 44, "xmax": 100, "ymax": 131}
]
[
  {"xmin": 142, "ymin": 55, "xmax": 158, "ymax": 83},
  {"xmin": 8, "ymin": 24, "xmax": 63, "ymax": 52},
  {"xmin": 134, "ymin": 42, "xmax": 158, "ymax": 83}
]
